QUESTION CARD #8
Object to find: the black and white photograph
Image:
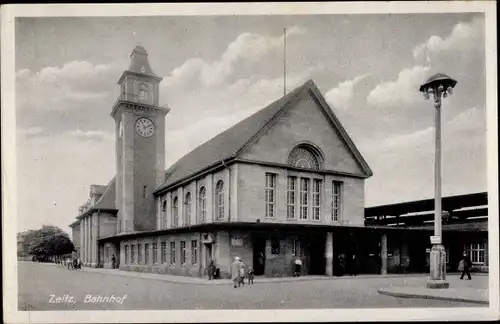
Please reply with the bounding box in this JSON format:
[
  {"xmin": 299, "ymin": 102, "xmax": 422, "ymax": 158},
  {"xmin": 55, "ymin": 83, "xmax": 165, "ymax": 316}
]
[{"xmin": 1, "ymin": 2, "xmax": 498, "ymax": 323}]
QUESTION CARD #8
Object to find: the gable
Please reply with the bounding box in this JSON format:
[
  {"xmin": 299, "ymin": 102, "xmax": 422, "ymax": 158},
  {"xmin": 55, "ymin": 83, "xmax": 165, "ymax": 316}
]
[{"xmin": 239, "ymin": 88, "xmax": 370, "ymax": 177}]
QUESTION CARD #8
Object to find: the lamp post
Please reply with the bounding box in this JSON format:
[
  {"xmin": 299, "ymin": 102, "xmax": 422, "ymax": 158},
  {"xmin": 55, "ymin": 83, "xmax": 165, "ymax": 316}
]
[{"xmin": 419, "ymin": 73, "xmax": 457, "ymax": 289}]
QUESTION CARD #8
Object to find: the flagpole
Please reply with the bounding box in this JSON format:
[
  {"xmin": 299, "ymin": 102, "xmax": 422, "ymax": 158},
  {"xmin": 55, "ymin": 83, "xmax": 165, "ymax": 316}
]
[{"xmin": 284, "ymin": 28, "xmax": 287, "ymax": 96}]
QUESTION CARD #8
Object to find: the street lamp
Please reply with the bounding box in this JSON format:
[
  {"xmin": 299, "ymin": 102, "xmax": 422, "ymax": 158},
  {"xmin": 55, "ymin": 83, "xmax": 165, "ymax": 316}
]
[{"xmin": 419, "ymin": 73, "xmax": 457, "ymax": 289}]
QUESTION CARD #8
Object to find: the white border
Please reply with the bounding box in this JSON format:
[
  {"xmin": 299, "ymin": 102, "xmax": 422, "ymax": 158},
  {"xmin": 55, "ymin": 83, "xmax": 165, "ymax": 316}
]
[{"xmin": 1, "ymin": 2, "xmax": 498, "ymax": 323}]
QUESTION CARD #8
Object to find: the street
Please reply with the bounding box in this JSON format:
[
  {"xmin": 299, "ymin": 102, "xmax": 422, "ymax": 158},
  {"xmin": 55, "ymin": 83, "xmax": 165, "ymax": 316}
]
[{"xmin": 18, "ymin": 262, "xmax": 484, "ymax": 310}]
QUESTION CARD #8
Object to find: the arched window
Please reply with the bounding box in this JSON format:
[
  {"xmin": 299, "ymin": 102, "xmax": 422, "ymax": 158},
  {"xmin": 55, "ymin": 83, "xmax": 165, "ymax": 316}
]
[
  {"xmin": 161, "ymin": 198, "xmax": 167, "ymax": 229},
  {"xmin": 199, "ymin": 187, "xmax": 206, "ymax": 223},
  {"xmin": 172, "ymin": 196, "xmax": 178, "ymax": 228},
  {"xmin": 287, "ymin": 145, "xmax": 322, "ymax": 170},
  {"xmin": 184, "ymin": 192, "xmax": 192, "ymax": 226},
  {"xmin": 215, "ymin": 180, "xmax": 224, "ymax": 220}
]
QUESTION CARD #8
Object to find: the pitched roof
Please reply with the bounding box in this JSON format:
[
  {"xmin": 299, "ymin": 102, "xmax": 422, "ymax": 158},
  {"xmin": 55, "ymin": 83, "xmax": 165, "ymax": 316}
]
[
  {"xmin": 76, "ymin": 177, "xmax": 116, "ymax": 220},
  {"xmin": 155, "ymin": 79, "xmax": 372, "ymax": 192},
  {"xmin": 93, "ymin": 177, "xmax": 116, "ymax": 210},
  {"xmin": 127, "ymin": 45, "xmax": 160, "ymax": 79}
]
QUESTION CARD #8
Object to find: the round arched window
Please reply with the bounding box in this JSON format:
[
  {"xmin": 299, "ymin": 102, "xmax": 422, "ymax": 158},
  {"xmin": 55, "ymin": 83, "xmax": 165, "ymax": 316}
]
[{"xmin": 287, "ymin": 145, "xmax": 322, "ymax": 170}]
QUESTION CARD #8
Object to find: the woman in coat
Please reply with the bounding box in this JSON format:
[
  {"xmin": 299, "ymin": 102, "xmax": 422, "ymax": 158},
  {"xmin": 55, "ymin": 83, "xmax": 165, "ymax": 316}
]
[{"xmin": 231, "ymin": 257, "xmax": 242, "ymax": 288}]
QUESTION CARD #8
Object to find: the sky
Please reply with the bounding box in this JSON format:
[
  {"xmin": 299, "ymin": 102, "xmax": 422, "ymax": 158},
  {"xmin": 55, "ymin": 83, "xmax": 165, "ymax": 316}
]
[{"xmin": 14, "ymin": 13, "xmax": 488, "ymax": 233}]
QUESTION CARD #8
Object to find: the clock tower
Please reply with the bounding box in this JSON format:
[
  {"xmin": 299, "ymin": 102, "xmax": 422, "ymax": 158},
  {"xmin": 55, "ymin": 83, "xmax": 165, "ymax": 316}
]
[{"xmin": 111, "ymin": 45, "xmax": 169, "ymax": 233}]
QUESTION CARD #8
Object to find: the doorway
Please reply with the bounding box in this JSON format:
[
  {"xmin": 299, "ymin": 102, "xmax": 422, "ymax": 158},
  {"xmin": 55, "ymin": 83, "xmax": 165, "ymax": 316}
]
[
  {"xmin": 308, "ymin": 234, "xmax": 326, "ymax": 275},
  {"xmin": 252, "ymin": 234, "xmax": 266, "ymax": 275},
  {"xmin": 204, "ymin": 243, "xmax": 213, "ymax": 269}
]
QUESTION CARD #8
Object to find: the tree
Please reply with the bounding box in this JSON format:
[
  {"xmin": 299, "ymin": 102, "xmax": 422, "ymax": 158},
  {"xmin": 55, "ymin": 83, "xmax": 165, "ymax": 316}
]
[{"xmin": 27, "ymin": 225, "xmax": 75, "ymax": 259}]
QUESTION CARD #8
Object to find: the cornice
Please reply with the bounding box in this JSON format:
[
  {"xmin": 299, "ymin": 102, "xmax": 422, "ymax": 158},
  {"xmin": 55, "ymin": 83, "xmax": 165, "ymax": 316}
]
[{"xmin": 111, "ymin": 100, "xmax": 171, "ymax": 119}]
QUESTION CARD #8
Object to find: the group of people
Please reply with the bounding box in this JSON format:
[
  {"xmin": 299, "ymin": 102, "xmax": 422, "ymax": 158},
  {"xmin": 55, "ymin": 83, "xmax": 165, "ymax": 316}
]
[
  {"xmin": 58, "ymin": 257, "xmax": 81, "ymax": 270},
  {"xmin": 231, "ymin": 257, "xmax": 255, "ymax": 288}
]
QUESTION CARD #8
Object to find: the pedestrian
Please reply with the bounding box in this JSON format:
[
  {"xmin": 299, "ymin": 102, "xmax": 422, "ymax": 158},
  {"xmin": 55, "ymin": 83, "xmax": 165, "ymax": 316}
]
[
  {"xmin": 459, "ymin": 252, "xmax": 472, "ymax": 280},
  {"xmin": 231, "ymin": 256, "xmax": 242, "ymax": 288},
  {"xmin": 238, "ymin": 263, "xmax": 246, "ymax": 287},
  {"xmin": 350, "ymin": 254, "xmax": 358, "ymax": 276},
  {"xmin": 247, "ymin": 266, "xmax": 255, "ymax": 285},
  {"xmin": 112, "ymin": 254, "xmax": 116, "ymax": 269},
  {"xmin": 294, "ymin": 255, "xmax": 302, "ymax": 277},
  {"xmin": 207, "ymin": 257, "xmax": 216, "ymax": 280}
]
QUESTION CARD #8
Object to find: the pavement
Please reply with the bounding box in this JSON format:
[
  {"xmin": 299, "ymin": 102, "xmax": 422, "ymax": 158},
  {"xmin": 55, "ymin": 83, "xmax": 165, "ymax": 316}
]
[
  {"xmin": 19, "ymin": 261, "xmax": 483, "ymax": 310},
  {"xmin": 377, "ymin": 275, "xmax": 489, "ymax": 305},
  {"xmin": 77, "ymin": 264, "xmax": 425, "ymax": 285}
]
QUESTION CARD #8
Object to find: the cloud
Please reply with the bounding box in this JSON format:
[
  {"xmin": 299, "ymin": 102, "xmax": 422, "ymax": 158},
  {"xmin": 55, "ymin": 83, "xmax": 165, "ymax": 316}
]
[
  {"xmin": 67, "ymin": 129, "xmax": 114, "ymax": 142},
  {"xmin": 413, "ymin": 17, "xmax": 484, "ymax": 62},
  {"xmin": 16, "ymin": 61, "xmax": 120, "ymax": 113},
  {"xmin": 361, "ymin": 105, "xmax": 487, "ymax": 206},
  {"xmin": 162, "ymin": 26, "xmax": 306, "ymax": 90},
  {"xmin": 325, "ymin": 75, "xmax": 368, "ymax": 110},
  {"xmin": 366, "ymin": 65, "xmax": 431, "ymax": 109}
]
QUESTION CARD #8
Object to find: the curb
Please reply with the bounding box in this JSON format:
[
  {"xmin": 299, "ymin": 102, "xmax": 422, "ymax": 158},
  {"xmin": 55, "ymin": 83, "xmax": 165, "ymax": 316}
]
[{"xmin": 377, "ymin": 288, "xmax": 489, "ymax": 305}]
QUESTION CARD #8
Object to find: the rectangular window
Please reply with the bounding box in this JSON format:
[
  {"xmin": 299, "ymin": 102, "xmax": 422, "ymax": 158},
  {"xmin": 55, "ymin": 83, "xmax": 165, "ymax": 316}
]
[
  {"xmin": 300, "ymin": 178, "xmax": 309, "ymax": 220},
  {"xmin": 170, "ymin": 242, "xmax": 176, "ymax": 265},
  {"xmin": 144, "ymin": 244, "xmax": 150, "ymax": 264},
  {"xmin": 161, "ymin": 242, "xmax": 167, "ymax": 264},
  {"xmin": 143, "ymin": 186, "xmax": 147, "ymax": 199},
  {"xmin": 180, "ymin": 241, "xmax": 187, "ymax": 264},
  {"xmin": 191, "ymin": 240, "xmax": 198, "ymax": 265},
  {"xmin": 467, "ymin": 243, "xmax": 485, "ymax": 264},
  {"xmin": 312, "ymin": 179, "xmax": 321, "ymax": 221},
  {"xmin": 265, "ymin": 173, "xmax": 277, "ymax": 218},
  {"xmin": 124, "ymin": 245, "xmax": 129, "ymax": 264},
  {"xmin": 287, "ymin": 176, "xmax": 296, "ymax": 219},
  {"xmin": 271, "ymin": 237, "xmax": 281, "ymax": 255},
  {"xmin": 131, "ymin": 245, "xmax": 135, "ymax": 263},
  {"xmin": 137, "ymin": 244, "xmax": 142, "ymax": 264},
  {"xmin": 292, "ymin": 239, "xmax": 301, "ymax": 256},
  {"xmin": 152, "ymin": 243, "xmax": 158, "ymax": 263},
  {"xmin": 332, "ymin": 181, "xmax": 342, "ymax": 221}
]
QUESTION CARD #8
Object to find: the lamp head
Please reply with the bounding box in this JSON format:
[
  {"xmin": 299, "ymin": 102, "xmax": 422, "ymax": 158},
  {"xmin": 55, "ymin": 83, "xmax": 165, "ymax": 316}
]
[{"xmin": 419, "ymin": 73, "xmax": 457, "ymax": 99}]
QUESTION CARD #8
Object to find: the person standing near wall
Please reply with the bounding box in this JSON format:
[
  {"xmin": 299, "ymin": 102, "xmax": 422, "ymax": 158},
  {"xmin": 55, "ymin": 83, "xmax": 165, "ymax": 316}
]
[
  {"xmin": 111, "ymin": 254, "xmax": 116, "ymax": 269},
  {"xmin": 207, "ymin": 257, "xmax": 216, "ymax": 280},
  {"xmin": 294, "ymin": 255, "xmax": 302, "ymax": 277}
]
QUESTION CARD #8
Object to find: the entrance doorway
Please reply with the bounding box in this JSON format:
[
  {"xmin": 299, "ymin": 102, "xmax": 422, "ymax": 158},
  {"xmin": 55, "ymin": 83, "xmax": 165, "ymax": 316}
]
[
  {"xmin": 204, "ymin": 243, "xmax": 213, "ymax": 270},
  {"xmin": 252, "ymin": 234, "xmax": 266, "ymax": 275},
  {"xmin": 308, "ymin": 234, "xmax": 326, "ymax": 275}
]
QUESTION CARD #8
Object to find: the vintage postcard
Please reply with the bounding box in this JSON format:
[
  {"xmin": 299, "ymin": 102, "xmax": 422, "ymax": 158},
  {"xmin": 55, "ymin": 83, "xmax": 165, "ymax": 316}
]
[{"xmin": 1, "ymin": 2, "xmax": 498, "ymax": 323}]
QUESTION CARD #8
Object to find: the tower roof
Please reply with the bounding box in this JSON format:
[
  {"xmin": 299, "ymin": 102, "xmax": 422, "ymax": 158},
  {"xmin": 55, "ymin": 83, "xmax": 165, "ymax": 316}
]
[{"xmin": 118, "ymin": 45, "xmax": 162, "ymax": 83}]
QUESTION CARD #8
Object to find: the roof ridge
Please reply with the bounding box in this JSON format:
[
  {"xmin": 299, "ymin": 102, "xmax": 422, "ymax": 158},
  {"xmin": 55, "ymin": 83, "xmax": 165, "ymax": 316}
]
[{"xmin": 159, "ymin": 79, "xmax": 314, "ymax": 190}]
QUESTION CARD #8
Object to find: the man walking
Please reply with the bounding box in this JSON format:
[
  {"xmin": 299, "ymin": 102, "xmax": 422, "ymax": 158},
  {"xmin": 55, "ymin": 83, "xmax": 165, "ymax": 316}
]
[{"xmin": 459, "ymin": 252, "xmax": 472, "ymax": 280}]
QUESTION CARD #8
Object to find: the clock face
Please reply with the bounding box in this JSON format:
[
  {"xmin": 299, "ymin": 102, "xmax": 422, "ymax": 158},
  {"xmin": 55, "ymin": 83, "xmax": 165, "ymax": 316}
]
[{"xmin": 135, "ymin": 117, "xmax": 155, "ymax": 137}]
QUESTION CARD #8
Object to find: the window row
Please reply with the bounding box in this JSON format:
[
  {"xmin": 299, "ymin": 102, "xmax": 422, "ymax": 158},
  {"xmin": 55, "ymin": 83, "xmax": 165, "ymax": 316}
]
[
  {"xmin": 159, "ymin": 180, "xmax": 225, "ymax": 229},
  {"xmin": 123, "ymin": 240, "xmax": 198, "ymax": 266},
  {"xmin": 267, "ymin": 173, "xmax": 343, "ymax": 221}
]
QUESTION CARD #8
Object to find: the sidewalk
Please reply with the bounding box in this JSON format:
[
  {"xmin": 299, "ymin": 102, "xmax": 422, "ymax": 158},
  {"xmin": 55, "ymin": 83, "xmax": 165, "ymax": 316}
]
[
  {"xmin": 77, "ymin": 265, "xmax": 423, "ymax": 286},
  {"xmin": 377, "ymin": 275, "xmax": 489, "ymax": 305}
]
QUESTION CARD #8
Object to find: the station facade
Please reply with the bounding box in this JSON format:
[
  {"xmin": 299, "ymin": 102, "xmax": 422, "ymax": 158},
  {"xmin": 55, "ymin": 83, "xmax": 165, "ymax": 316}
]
[{"xmin": 69, "ymin": 46, "xmax": 489, "ymax": 278}]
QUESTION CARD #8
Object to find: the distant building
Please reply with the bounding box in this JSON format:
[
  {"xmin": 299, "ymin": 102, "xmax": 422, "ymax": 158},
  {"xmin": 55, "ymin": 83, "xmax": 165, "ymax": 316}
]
[{"xmin": 68, "ymin": 46, "xmax": 488, "ymax": 277}]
